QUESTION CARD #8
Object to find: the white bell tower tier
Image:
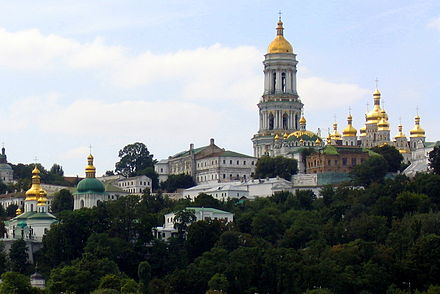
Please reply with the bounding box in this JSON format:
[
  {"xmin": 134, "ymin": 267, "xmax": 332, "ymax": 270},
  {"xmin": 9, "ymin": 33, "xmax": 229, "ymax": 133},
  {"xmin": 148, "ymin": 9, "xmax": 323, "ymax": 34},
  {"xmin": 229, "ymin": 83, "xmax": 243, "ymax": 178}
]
[{"xmin": 252, "ymin": 17, "xmax": 304, "ymax": 158}]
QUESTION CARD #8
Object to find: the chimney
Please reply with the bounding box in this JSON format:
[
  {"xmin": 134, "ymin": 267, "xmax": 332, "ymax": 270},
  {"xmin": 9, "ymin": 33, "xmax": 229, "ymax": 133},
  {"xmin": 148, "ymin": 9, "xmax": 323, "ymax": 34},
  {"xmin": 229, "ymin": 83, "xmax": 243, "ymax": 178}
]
[
  {"xmin": 210, "ymin": 138, "xmax": 215, "ymax": 145},
  {"xmin": 190, "ymin": 143, "xmax": 194, "ymax": 151}
]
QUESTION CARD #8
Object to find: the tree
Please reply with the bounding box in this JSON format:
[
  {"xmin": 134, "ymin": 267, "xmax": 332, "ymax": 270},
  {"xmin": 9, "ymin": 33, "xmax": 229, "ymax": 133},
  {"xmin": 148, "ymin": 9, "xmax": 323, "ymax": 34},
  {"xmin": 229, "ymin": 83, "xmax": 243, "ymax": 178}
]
[
  {"xmin": 0, "ymin": 272, "xmax": 32, "ymax": 294},
  {"xmin": 186, "ymin": 220, "xmax": 225, "ymax": 259},
  {"xmin": 98, "ymin": 274, "xmax": 123, "ymax": 291},
  {"xmin": 208, "ymin": 273, "xmax": 229, "ymax": 292},
  {"xmin": 371, "ymin": 145, "xmax": 404, "ymax": 172},
  {"xmin": 50, "ymin": 163, "xmax": 64, "ymax": 176},
  {"xmin": 9, "ymin": 239, "xmax": 30, "ymax": 274},
  {"xmin": 174, "ymin": 209, "xmax": 197, "ymax": 238},
  {"xmin": 5, "ymin": 204, "xmax": 17, "ymax": 218},
  {"xmin": 350, "ymin": 156, "xmax": 388, "ymax": 186},
  {"xmin": 138, "ymin": 261, "xmax": 152, "ymax": 293},
  {"xmin": 51, "ymin": 189, "xmax": 74, "ymax": 213},
  {"xmin": 161, "ymin": 174, "xmax": 196, "ymax": 192},
  {"xmin": 429, "ymin": 146, "xmax": 440, "ymax": 175},
  {"xmin": 0, "ymin": 180, "xmax": 6, "ymax": 194},
  {"xmin": 115, "ymin": 142, "xmax": 156, "ymax": 177},
  {"xmin": 105, "ymin": 170, "xmax": 115, "ymax": 176},
  {"xmin": 255, "ymin": 156, "xmax": 298, "ymax": 180}
]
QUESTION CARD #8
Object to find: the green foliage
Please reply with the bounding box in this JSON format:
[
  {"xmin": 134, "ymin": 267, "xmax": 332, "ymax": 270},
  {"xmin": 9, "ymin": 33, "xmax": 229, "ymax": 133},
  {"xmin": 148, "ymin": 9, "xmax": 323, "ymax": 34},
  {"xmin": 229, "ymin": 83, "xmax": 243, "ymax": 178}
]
[
  {"xmin": 9, "ymin": 238, "xmax": 31, "ymax": 274},
  {"xmin": 186, "ymin": 220, "xmax": 225, "ymax": 259},
  {"xmin": 115, "ymin": 142, "xmax": 156, "ymax": 177},
  {"xmin": 98, "ymin": 274, "xmax": 122, "ymax": 290},
  {"xmin": 160, "ymin": 173, "xmax": 195, "ymax": 192},
  {"xmin": 138, "ymin": 261, "xmax": 151, "ymax": 293},
  {"xmin": 0, "ymin": 271, "xmax": 32, "ymax": 294},
  {"xmin": 350, "ymin": 156, "xmax": 389, "ymax": 186},
  {"xmin": 6, "ymin": 204, "xmax": 18, "ymax": 217},
  {"xmin": 173, "ymin": 208, "xmax": 197, "ymax": 238},
  {"xmin": 429, "ymin": 146, "xmax": 440, "ymax": 175},
  {"xmin": 371, "ymin": 145, "xmax": 404, "ymax": 172},
  {"xmin": 50, "ymin": 189, "xmax": 74, "ymax": 213},
  {"xmin": 208, "ymin": 273, "xmax": 229, "ymax": 291},
  {"xmin": 255, "ymin": 155, "xmax": 298, "ymax": 180}
]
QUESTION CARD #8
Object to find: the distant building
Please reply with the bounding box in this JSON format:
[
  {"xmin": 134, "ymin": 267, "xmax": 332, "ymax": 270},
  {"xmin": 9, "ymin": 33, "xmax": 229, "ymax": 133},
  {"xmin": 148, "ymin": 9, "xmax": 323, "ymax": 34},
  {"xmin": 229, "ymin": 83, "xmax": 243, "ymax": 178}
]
[
  {"xmin": 306, "ymin": 145, "xmax": 369, "ymax": 174},
  {"xmin": 153, "ymin": 207, "xmax": 234, "ymax": 240},
  {"xmin": 183, "ymin": 177, "xmax": 293, "ymax": 200},
  {"xmin": 74, "ymin": 154, "xmax": 108, "ymax": 209},
  {"xmin": 1, "ymin": 166, "xmax": 58, "ymax": 263},
  {"xmin": 0, "ymin": 147, "xmax": 13, "ymax": 184},
  {"xmin": 116, "ymin": 175, "xmax": 151, "ymax": 194},
  {"xmin": 155, "ymin": 138, "xmax": 256, "ymax": 185}
]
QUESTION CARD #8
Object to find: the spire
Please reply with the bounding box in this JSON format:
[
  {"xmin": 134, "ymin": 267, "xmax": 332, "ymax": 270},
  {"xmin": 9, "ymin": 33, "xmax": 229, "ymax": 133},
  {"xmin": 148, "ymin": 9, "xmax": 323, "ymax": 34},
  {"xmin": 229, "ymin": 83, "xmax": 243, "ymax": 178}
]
[
  {"xmin": 85, "ymin": 154, "xmax": 96, "ymax": 178},
  {"xmin": 276, "ymin": 11, "xmax": 284, "ymax": 36},
  {"xmin": 0, "ymin": 145, "xmax": 6, "ymax": 164}
]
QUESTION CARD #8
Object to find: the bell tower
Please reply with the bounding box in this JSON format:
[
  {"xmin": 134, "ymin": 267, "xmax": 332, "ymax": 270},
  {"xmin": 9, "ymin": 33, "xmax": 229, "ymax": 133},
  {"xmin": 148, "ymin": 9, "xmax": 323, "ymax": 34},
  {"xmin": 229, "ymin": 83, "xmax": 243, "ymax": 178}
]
[{"xmin": 252, "ymin": 16, "xmax": 303, "ymax": 157}]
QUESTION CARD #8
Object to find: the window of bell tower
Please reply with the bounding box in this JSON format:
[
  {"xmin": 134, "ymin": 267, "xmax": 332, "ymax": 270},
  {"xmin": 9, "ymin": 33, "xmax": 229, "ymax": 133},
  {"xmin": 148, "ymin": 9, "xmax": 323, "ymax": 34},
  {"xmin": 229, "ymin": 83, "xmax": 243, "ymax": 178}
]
[
  {"xmin": 281, "ymin": 72, "xmax": 286, "ymax": 93},
  {"xmin": 269, "ymin": 113, "xmax": 274, "ymax": 130},
  {"xmin": 272, "ymin": 72, "xmax": 276, "ymax": 94},
  {"xmin": 282, "ymin": 113, "xmax": 288, "ymax": 129}
]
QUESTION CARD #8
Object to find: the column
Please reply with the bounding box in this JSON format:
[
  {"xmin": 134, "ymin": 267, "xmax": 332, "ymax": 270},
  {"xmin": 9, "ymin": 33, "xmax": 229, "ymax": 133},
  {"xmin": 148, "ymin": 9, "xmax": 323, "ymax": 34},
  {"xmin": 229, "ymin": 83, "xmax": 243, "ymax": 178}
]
[
  {"xmin": 286, "ymin": 71, "xmax": 292, "ymax": 94},
  {"xmin": 275, "ymin": 71, "xmax": 282, "ymax": 93}
]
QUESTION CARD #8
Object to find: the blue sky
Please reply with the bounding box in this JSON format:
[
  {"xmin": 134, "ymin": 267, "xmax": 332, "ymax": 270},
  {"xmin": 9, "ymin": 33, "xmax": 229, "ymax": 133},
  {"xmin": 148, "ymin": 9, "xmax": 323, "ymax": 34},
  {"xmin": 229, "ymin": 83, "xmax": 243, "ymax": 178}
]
[{"xmin": 0, "ymin": 0, "xmax": 439, "ymax": 176}]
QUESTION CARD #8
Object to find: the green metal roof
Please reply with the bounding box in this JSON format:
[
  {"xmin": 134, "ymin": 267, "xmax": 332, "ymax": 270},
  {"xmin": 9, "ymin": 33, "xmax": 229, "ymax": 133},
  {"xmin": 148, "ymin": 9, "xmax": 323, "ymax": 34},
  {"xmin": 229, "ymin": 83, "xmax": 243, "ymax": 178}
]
[
  {"xmin": 219, "ymin": 151, "xmax": 254, "ymax": 158},
  {"xmin": 185, "ymin": 207, "xmax": 232, "ymax": 215},
  {"xmin": 76, "ymin": 177, "xmax": 105, "ymax": 194},
  {"xmin": 14, "ymin": 211, "xmax": 57, "ymax": 221},
  {"xmin": 171, "ymin": 146, "xmax": 207, "ymax": 159}
]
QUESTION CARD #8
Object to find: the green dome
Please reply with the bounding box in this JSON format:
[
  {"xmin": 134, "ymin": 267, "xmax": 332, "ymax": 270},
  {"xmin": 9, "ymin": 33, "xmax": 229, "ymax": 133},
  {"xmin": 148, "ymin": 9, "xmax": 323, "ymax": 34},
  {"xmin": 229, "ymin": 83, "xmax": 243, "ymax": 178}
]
[{"xmin": 77, "ymin": 178, "xmax": 105, "ymax": 194}]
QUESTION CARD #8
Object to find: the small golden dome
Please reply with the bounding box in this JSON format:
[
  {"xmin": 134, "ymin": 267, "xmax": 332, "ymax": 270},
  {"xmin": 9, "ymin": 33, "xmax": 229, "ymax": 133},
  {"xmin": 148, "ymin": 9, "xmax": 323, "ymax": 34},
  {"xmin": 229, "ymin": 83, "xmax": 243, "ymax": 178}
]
[
  {"xmin": 37, "ymin": 189, "xmax": 48, "ymax": 206},
  {"xmin": 377, "ymin": 117, "xmax": 390, "ymax": 131},
  {"xmin": 267, "ymin": 19, "xmax": 293, "ymax": 54},
  {"xmin": 315, "ymin": 138, "xmax": 321, "ymax": 146},
  {"xmin": 342, "ymin": 114, "xmax": 357, "ymax": 137},
  {"xmin": 16, "ymin": 208, "xmax": 22, "ymax": 216},
  {"xmin": 373, "ymin": 89, "xmax": 381, "ymax": 96},
  {"xmin": 274, "ymin": 134, "xmax": 280, "ymax": 140},
  {"xmin": 283, "ymin": 133, "xmax": 288, "ymax": 139},
  {"xmin": 395, "ymin": 125, "xmax": 406, "ymax": 139},
  {"xmin": 25, "ymin": 166, "xmax": 44, "ymax": 201},
  {"xmin": 410, "ymin": 115, "xmax": 426, "ymax": 138},
  {"xmin": 299, "ymin": 116, "xmax": 306, "ymax": 125},
  {"xmin": 359, "ymin": 125, "xmax": 366, "ymax": 137},
  {"xmin": 330, "ymin": 122, "xmax": 342, "ymax": 140},
  {"xmin": 85, "ymin": 154, "xmax": 97, "ymax": 178}
]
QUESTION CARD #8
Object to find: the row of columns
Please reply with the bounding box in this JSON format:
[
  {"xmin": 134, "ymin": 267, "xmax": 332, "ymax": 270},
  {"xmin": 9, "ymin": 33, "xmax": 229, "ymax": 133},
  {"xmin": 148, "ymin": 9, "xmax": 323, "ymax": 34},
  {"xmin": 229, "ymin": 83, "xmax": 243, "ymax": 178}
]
[
  {"xmin": 264, "ymin": 70, "xmax": 296, "ymax": 94},
  {"xmin": 260, "ymin": 110, "xmax": 300, "ymax": 131}
]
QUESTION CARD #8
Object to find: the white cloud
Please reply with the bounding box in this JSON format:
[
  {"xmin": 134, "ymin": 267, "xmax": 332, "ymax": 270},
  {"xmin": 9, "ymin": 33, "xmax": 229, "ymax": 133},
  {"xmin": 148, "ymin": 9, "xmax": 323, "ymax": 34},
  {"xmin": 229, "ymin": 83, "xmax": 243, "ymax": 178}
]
[
  {"xmin": 298, "ymin": 77, "xmax": 369, "ymax": 111},
  {"xmin": 428, "ymin": 17, "xmax": 440, "ymax": 31},
  {"xmin": 59, "ymin": 146, "xmax": 90, "ymax": 160}
]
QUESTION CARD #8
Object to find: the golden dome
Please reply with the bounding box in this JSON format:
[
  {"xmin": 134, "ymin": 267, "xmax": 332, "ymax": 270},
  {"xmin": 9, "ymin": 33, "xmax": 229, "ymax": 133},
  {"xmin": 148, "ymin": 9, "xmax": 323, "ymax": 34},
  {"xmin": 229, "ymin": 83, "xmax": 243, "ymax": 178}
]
[
  {"xmin": 366, "ymin": 88, "xmax": 384, "ymax": 124},
  {"xmin": 410, "ymin": 115, "xmax": 426, "ymax": 138},
  {"xmin": 25, "ymin": 166, "xmax": 46, "ymax": 201},
  {"xmin": 330, "ymin": 122, "xmax": 342, "ymax": 140},
  {"xmin": 359, "ymin": 125, "xmax": 366, "ymax": 137},
  {"xmin": 85, "ymin": 154, "xmax": 97, "ymax": 178},
  {"xmin": 16, "ymin": 208, "xmax": 22, "ymax": 216},
  {"xmin": 315, "ymin": 138, "xmax": 321, "ymax": 146},
  {"xmin": 274, "ymin": 134, "xmax": 280, "ymax": 140},
  {"xmin": 299, "ymin": 116, "xmax": 306, "ymax": 125},
  {"xmin": 395, "ymin": 125, "xmax": 406, "ymax": 139},
  {"xmin": 283, "ymin": 133, "xmax": 288, "ymax": 139},
  {"xmin": 267, "ymin": 19, "xmax": 293, "ymax": 54},
  {"xmin": 342, "ymin": 114, "xmax": 357, "ymax": 137},
  {"xmin": 377, "ymin": 117, "xmax": 390, "ymax": 131},
  {"xmin": 37, "ymin": 189, "xmax": 48, "ymax": 206}
]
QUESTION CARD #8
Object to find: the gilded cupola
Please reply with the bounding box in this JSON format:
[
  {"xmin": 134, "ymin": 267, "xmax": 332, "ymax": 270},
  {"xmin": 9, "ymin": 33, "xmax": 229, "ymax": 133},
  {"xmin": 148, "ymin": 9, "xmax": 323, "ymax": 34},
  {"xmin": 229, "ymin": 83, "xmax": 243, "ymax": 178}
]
[
  {"xmin": 37, "ymin": 189, "xmax": 48, "ymax": 207},
  {"xmin": 366, "ymin": 89, "xmax": 383, "ymax": 124},
  {"xmin": 330, "ymin": 122, "xmax": 342, "ymax": 140},
  {"xmin": 395, "ymin": 124, "xmax": 406, "ymax": 139},
  {"xmin": 410, "ymin": 115, "xmax": 426, "ymax": 138},
  {"xmin": 25, "ymin": 167, "xmax": 47, "ymax": 201},
  {"xmin": 342, "ymin": 114, "xmax": 357, "ymax": 137},
  {"xmin": 85, "ymin": 154, "xmax": 96, "ymax": 178},
  {"xmin": 267, "ymin": 17, "xmax": 293, "ymax": 54}
]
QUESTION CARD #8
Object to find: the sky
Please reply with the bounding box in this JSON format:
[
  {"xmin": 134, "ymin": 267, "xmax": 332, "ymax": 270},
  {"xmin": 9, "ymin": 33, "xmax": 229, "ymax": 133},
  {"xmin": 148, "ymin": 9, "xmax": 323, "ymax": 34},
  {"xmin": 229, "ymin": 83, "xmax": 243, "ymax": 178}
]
[{"xmin": 0, "ymin": 0, "xmax": 439, "ymax": 176}]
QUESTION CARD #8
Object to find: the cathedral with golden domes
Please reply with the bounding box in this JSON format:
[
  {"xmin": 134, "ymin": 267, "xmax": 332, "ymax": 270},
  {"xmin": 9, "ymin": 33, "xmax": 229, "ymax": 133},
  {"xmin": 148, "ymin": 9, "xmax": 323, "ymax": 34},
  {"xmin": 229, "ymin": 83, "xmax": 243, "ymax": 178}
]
[{"xmin": 252, "ymin": 17, "xmax": 428, "ymax": 168}]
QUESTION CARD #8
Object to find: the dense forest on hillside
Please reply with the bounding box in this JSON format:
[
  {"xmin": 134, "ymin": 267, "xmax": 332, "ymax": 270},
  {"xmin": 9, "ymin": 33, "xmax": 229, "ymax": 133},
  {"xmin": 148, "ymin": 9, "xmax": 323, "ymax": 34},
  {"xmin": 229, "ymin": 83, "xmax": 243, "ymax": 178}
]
[{"xmin": 2, "ymin": 170, "xmax": 440, "ymax": 293}]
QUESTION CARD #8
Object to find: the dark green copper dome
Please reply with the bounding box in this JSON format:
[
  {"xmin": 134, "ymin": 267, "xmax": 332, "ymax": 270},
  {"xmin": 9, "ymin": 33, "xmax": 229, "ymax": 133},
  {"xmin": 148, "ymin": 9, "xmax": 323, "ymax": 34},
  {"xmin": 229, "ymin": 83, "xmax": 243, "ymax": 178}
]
[{"xmin": 77, "ymin": 177, "xmax": 105, "ymax": 194}]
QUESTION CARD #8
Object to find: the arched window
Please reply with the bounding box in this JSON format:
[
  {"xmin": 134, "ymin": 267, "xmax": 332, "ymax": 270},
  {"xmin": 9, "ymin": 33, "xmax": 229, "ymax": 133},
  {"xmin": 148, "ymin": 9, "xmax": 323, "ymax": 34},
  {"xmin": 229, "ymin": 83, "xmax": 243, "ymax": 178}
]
[
  {"xmin": 282, "ymin": 113, "xmax": 288, "ymax": 129},
  {"xmin": 294, "ymin": 114, "xmax": 299, "ymax": 129},
  {"xmin": 281, "ymin": 72, "xmax": 286, "ymax": 93},
  {"xmin": 269, "ymin": 113, "xmax": 274, "ymax": 130},
  {"xmin": 272, "ymin": 72, "xmax": 276, "ymax": 94},
  {"xmin": 80, "ymin": 200, "xmax": 85, "ymax": 209}
]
